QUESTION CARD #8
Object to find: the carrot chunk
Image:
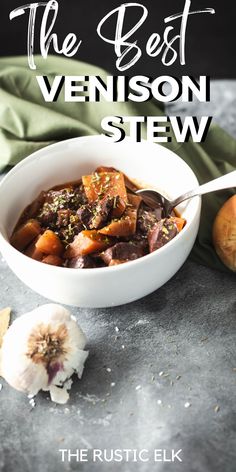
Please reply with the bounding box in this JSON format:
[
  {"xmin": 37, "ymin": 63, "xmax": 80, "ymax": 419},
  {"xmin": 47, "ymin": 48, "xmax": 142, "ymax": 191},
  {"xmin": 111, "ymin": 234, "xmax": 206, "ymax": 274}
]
[
  {"xmin": 10, "ymin": 219, "xmax": 41, "ymax": 251},
  {"xmin": 82, "ymin": 172, "xmax": 127, "ymax": 205},
  {"xmin": 170, "ymin": 217, "xmax": 186, "ymax": 232},
  {"xmin": 35, "ymin": 230, "xmax": 63, "ymax": 256},
  {"xmin": 99, "ymin": 194, "xmax": 141, "ymax": 237},
  {"xmin": 24, "ymin": 237, "xmax": 44, "ymax": 261},
  {"xmin": 65, "ymin": 230, "xmax": 111, "ymax": 258},
  {"xmin": 98, "ymin": 215, "xmax": 135, "ymax": 237},
  {"xmin": 95, "ymin": 166, "xmax": 140, "ymax": 193}
]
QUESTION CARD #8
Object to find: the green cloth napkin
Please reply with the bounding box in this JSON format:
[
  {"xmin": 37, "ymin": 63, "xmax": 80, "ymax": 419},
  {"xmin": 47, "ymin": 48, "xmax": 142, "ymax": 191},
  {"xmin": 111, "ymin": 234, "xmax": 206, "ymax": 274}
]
[{"xmin": 0, "ymin": 56, "xmax": 235, "ymax": 272}]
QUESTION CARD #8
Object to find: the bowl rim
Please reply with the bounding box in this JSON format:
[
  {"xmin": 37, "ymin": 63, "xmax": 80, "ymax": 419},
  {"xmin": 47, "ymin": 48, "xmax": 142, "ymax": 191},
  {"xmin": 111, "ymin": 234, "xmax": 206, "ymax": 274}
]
[{"xmin": 0, "ymin": 135, "xmax": 201, "ymax": 276}]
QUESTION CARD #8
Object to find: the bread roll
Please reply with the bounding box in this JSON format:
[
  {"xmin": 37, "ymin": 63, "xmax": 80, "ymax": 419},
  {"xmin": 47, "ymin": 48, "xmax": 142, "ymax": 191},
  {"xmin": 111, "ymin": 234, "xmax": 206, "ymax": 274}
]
[{"xmin": 212, "ymin": 195, "xmax": 236, "ymax": 271}]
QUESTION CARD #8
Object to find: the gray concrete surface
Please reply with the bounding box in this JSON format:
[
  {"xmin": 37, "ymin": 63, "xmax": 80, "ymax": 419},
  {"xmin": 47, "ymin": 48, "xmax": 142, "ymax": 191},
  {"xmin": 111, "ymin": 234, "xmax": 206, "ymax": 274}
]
[{"xmin": 0, "ymin": 81, "xmax": 235, "ymax": 472}]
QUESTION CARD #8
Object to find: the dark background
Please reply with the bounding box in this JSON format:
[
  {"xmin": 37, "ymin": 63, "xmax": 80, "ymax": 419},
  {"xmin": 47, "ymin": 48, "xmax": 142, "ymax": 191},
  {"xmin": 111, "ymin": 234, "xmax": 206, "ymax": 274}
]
[{"xmin": 0, "ymin": 0, "xmax": 235, "ymax": 77}]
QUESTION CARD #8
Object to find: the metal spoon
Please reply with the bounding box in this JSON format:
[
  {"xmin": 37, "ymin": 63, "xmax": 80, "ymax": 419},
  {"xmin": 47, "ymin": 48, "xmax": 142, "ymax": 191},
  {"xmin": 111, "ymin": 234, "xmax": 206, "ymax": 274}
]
[{"xmin": 136, "ymin": 170, "xmax": 236, "ymax": 217}]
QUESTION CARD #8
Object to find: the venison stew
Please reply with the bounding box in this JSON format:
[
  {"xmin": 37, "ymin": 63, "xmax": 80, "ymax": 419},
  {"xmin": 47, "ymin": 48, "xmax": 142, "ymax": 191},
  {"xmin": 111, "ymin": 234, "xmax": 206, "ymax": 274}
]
[{"xmin": 10, "ymin": 167, "xmax": 186, "ymax": 268}]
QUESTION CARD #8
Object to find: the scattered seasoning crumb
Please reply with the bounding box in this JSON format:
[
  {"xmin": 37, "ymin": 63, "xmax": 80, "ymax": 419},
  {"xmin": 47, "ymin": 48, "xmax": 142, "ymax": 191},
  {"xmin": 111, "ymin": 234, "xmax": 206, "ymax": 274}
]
[
  {"xmin": 159, "ymin": 371, "xmax": 169, "ymax": 378},
  {"xmin": 176, "ymin": 375, "xmax": 181, "ymax": 380},
  {"xmin": 157, "ymin": 400, "xmax": 162, "ymax": 405},
  {"xmin": 214, "ymin": 405, "xmax": 220, "ymax": 413},
  {"xmin": 121, "ymin": 345, "xmax": 125, "ymax": 349},
  {"xmin": 115, "ymin": 327, "xmax": 119, "ymax": 333},
  {"xmin": 135, "ymin": 385, "xmax": 141, "ymax": 391},
  {"xmin": 106, "ymin": 368, "xmax": 112, "ymax": 373},
  {"xmin": 151, "ymin": 375, "xmax": 155, "ymax": 381},
  {"xmin": 28, "ymin": 394, "xmax": 34, "ymax": 399},
  {"xmin": 64, "ymin": 408, "xmax": 70, "ymax": 414},
  {"xmin": 170, "ymin": 380, "xmax": 174, "ymax": 386},
  {"xmin": 106, "ymin": 393, "xmax": 110, "ymax": 397},
  {"xmin": 201, "ymin": 336, "xmax": 209, "ymax": 342},
  {"xmin": 110, "ymin": 382, "xmax": 116, "ymax": 387},
  {"xmin": 168, "ymin": 404, "xmax": 172, "ymax": 409},
  {"xmin": 0, "ymin": 384, "xmax": 2, "ymax": 392},
  {"xmin": 184, "ymin": 402, "xmax": 191, "ymax": 408}
]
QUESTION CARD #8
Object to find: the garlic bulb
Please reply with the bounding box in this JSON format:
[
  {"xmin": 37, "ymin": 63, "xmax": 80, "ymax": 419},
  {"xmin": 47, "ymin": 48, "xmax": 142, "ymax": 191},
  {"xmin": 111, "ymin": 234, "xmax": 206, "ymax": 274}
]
[{"xmin": 0, "ymin": 304, "xmax": 88, "ymax": 404}]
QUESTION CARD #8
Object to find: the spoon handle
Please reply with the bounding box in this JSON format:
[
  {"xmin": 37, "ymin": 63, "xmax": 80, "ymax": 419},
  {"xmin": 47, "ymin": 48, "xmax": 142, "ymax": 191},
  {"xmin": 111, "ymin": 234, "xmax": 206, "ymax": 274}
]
[{"xmin": 173, "ymin": 170, "xmax": 236, "ymax": 208}]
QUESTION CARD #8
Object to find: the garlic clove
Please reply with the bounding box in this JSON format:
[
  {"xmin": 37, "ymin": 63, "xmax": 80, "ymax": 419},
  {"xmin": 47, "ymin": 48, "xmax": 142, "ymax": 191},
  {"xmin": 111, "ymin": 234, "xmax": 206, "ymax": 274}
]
[
  {"xmin": 1, "ymin": 317, "xmax": 49, "ymax": 395},
  {"xmin": 4, "ymin": 357, "xmax": 48, "ymax": 396},
  {"xmin": 75, "ymin": 350, "xmax": 89, "ymax": 379},
  {"xmin": 49, "ymin": 385, "xmax": 70, "ymax": 404}
]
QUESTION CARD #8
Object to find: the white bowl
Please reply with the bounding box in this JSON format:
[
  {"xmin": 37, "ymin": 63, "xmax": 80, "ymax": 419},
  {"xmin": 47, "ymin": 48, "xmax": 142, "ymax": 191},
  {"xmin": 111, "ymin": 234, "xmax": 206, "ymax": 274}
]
[{"xmin": 0, "ymin": 136, "xmax": 201, "ymax": 307}]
